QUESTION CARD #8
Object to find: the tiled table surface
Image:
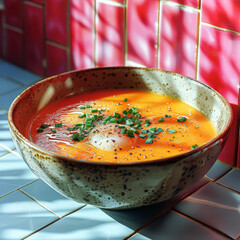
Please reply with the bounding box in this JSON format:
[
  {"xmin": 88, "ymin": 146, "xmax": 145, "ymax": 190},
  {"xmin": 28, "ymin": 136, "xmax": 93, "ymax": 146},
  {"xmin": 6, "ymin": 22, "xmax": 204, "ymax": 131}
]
[{"xmin": 0, "ymin": 59, "xmax": 239, "ymax": 240}]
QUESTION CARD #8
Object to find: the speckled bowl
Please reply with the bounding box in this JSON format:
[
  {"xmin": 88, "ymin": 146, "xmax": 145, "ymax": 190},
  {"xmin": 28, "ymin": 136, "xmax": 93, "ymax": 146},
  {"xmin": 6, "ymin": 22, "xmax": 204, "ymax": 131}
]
[{"xmin": 8, "ymin": 67, "xmax": 232, "ymax": 210}]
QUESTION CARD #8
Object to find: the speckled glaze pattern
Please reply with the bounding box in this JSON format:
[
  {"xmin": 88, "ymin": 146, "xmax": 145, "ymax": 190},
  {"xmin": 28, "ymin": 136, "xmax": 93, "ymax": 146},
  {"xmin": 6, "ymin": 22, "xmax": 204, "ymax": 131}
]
[{"xmin": 8, "ymin": 67, "xmax": 232, "ymax": 209}]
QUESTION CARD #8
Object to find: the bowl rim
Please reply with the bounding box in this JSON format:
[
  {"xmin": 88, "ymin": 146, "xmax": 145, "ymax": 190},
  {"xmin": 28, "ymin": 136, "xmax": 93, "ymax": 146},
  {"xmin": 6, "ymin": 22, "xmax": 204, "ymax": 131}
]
[{"xmin": 8, "ymin": 66, "xmax": 233, "ymax": 166}]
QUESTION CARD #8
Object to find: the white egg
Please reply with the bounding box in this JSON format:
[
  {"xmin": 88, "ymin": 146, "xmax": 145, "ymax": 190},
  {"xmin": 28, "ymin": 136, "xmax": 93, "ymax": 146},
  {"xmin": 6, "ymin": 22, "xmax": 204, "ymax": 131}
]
[{"xmin": 88, "ymin": 123, "xmax": 133, "ymax": 151}]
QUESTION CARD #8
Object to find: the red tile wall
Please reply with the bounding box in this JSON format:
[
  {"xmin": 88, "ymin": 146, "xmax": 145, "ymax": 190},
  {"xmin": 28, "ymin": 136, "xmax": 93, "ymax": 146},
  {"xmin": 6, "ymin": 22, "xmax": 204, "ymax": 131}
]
[
  {"xmin": 1, "ymin": 0, "xmax": 240, "ymax": 167},
  {"xmin": 46, "ymin": 0, "xmax": 67, "ymax": 46},
  {"xmin": 127, "ymin": 0, "xmax": 159, "ymax": 67},
  {"xmin": 202, "ymin": 0, "xmax": 240, "ymax": 33},
  {"xmin": 4, "ymin": 0, "xmax": 23, "ymax": 28},
  {"xmin": 6, "ymin": 28, "xmax": 24, "ymax": 66},
  {"xmin": 169, "ymin": 0, "xmax": 199, "ymax": 8},
  {"xmin": 199, "ymin": 25, "xmax": 240, "ymax": 165},
  {"xmin": 70, "ymin": 0, "xmax": 94, "ymax": 70},
  {"xmin": 159, "ymin": 3, "xmax": 198, "ymax": 79},
  {"xmin": 97, "ymin": 2, "xmax": 124, "ymax": 67},
  {"xmin": 24, "ymin": 2, "xmax": 44, "ymax": 76},
  {"xmin": 46, "ymin": 43, "xmax": 68, "ymax": 77}
]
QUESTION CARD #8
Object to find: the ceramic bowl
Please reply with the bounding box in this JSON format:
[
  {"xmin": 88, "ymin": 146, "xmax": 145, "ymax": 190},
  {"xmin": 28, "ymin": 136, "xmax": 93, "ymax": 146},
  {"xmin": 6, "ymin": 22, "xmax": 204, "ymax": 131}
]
[{"xmin": 8, "ymin": 67, "xmax": 232, "ymax": 209}]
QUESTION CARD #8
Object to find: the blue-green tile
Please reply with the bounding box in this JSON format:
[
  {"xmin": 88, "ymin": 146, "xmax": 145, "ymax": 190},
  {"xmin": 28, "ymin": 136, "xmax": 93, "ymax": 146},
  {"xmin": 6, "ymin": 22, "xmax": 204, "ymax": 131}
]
[
  {"xmin": 0, "ymin": 190, "xmax": 58, "ymax": 240},
  {"xmin": 27, "ymin": 205, "xmax": 133, "ymax": 239},
  {"xmin": 217, "ymin": 168, "xmax": 240, "ymax": 193},
  {"xmin": 21, "ymin": 180, "xmax": 84, "ymax": 217},
  {"xmin": 205, "ymin": 160, "xmax": 231, "ymax": 181},
  {"xmin": 174, "ymin": 182, "xmax": 240, "ymax": 239},
  {"xmin": 132, "ymin": 211, "xmax": 228, "ymax": 240},
  {"xmin": 0, "ymin": 153, "xmax": 37, "ymax": 197}
]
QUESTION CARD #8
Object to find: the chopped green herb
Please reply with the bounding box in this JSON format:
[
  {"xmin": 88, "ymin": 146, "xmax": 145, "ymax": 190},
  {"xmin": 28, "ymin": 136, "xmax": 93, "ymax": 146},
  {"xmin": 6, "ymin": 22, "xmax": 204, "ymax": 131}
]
[
  {"xmin": 191, "ymin": 144, "xmax": 199, "ymax": 149},
  {"xmin": 126, "ymin": 119, "xmax": 134, "ymax": 126},
  {"xmin": 101, "ymin": 108, "xmax": 107, "ymax": 111},
  {"xmin": 128, "ymin": 109, "xmax": 133, "ymax": 114},
  {"xmin": 165, "ymin": 114, "xmax": 171, "ymax": 118},
  {"xmin": 67, "ymin": 126, "xmax": 79, "ymax": 131},
  {"xmin": 113, "ymin": 112, "xmax": 121, "ymax": 119},
  {"xmin": 141, "ymin": 129, "xmax": 148, "ymax": 133},
  {"xmin": 119, "ymin": 117, "xmax": 126, "ymax": 123},
  {"xmin": 121, "ymin": 128, "xmax": 127, "ymax": 134},
  {"xmin": 41, "ymin": 123, "xmax": 48, "ymax": 129},
  {"xmin": 86, "ymin": 104, "xmax": 91, "ymax": 108},
  {"xmin": 118, "ymin": 125, "xmax": 126, "ymax": 129},
  {"xmin": 86, "ymin": 113, "xmax": 92, "ymax": 117},
  {"xmin": 144, "ymin": 120, "xmax": 151, "ymax": 126},
  {"xmin": 139, "ymin": 134, "xmax": 146, "ymax": 139},
  {"xmin": 130, "ymin": 128, "xmax": 139, "ymax": 134},
  {"xmin": 72, "ymin": 132, "xmax": 80, "ymax": 141},
  {"xmin": 91, "ymin": 109, "xmax": 98, "ymax": 113},
  {"xmin": 127, "ymin": 130, "xmax": 135, "ymax": 138},
  {"xmin": 149, "ymin": 127, "xmax": 157, "ymax": 132},
  {"xmin": 55, "ymin": 123, "xmax": 63, "ymax": 128},
  {"xmin": 177, "ymin": 117, "xmax": 187, "ymax": 122},
  {"xmin": 145, "ymin": 138, "xmax": 153, "ymax": 144},
  {"xmin": 37, "ymin": 128, "xmax": 44, "ymax": 132},
  {"xmin": 123, "ymin": 98, "xmax": 128, "ymax": 102},
  {"xmin": 92, "ymin": 115, "xmax": 98, "ymax": 121},
  {"xmin": 110, "ymin": 118, "xmax": 118, "ymax": 123},
  {"xmin": 158, "ymin": 117, "xmax": 164, "ymax": 122},
  {"xmin": 168, "ymin": 129, "xmax": 177, "ymax": 133},
  {"xmin": 86, "ymin": 123, "xmax": 92, "ymax": 128},
  {"xmin": 122, "ymin": 109, "xmax": 128, "ymax": 116},
  {"xmin": 135, "ymin": 113, "xmax": 141, "ymax": 119},
  {"xmin": 51, "ymin": 129, "xmax": 56, "ymax": 133},
  {"xmin": 79, "ymin": 105, "xmax": 86, "ymax": 109},
  {"xmin": 78, "ymin": 113, "xmax": 86, "ymax": 118},
  {"xmin": 155, "ymin": 128, "xmax": 163, "ymax": 134},
  {"xmin": 86, "ymin": 117, "xmax": 93, "ymax": 123}
]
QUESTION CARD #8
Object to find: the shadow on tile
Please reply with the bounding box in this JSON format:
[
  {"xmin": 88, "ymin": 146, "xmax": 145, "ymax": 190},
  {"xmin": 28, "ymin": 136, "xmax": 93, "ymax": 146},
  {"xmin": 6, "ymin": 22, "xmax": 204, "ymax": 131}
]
[{"xmin": 102, "ymin": 178, "xmax": 208, "ymax": 231}]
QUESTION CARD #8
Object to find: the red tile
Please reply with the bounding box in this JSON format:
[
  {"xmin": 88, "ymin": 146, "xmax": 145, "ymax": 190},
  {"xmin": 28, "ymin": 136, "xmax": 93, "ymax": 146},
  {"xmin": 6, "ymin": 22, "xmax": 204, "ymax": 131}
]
[
  {"xmin": 46, "ymin": 43, "xmax": 67, "ymax": 77},
  {"xmin": 238, "ymin": 126, "xmax": 240, "ymax": 168},
  {"xmin": 5, "ymin": 0, "xmax": 23, "ymax": 28},
  {"xmin": 70, "ymin": 0, "xmax": 94, "ymax": 70},
  {"xmin": 127, "ymin": 0, "xmax": 159, "ymax": 67},
  {"xmin": 0, "ymin": 10, "xmax": 2, "ymax": 58},
  {"xmin": 168, "ymin": 0, "xmax": 198, "ymax": 8},
  {"xmin": 24, "ymin": 3, "xmax": 44, "ymax": 75},
  {"xmin": 97, "ymin": 3, "xmax": 124, "ymax": 67},
  {"xmin": 6, "ymin": 28, "xmax": 24, "ymax": 67},
  {"xmin": 202, "ymin": 0, "xmax": 240, "ymax": 33},
  {"xmin": 199, "ymin": 25, "xmax": 240, "ymax": 166},
  {"xmin": 28, "ymin": 0, "xmax": 43, "ymax": 4},
  {"xmin": 159, "ymin": 3, "xmax": 198, "ymax": 78},
  {"xmin": 46, "ymin": 0, "xmax": 67, "ymax": 46},
  {"xmin": 113, "ymin": 0, "xmax": 125, "ymax": 4}
]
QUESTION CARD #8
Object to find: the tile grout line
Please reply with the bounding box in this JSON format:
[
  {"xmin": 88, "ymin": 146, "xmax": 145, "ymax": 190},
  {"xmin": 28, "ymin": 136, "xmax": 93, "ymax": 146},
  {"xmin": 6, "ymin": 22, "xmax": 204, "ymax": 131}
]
[
  {"xmin": 97, "ymin": 0, "xmax": 125, "ymax": 7},
  {"xmin": 94, "ymin": 0, "xmax": 98, "ymax": 67},
  {"xmin": 124, "ymin": 180, "xmax": 210, "ymax": 239},
  {"xmin": 0, "ymin": 179, "xmax": 39, "ymax": 199},
  {"xmin": 123, "ymin": 0, "xmax": 128, "ymax": 66},
  {"xmin": 157, "ymin": 0, "xmax": 163, "ymax": 69},
  {"xmin": 22, "ymin": 205, "xmax": 87, "ymax": 239},
  {"xmin": 214, "ymin": 181, "xmax": 240, "ymax": 195},
  {"xmin": 19, "ymin": 188, "xmax": 62, "ymax": 218},
  {"xmin": 195, "ymin": 0, "xmax": 202, "ymax": 80},
  {"xmin": 201, "ymin": 22, "xmax": 240, "ymax": 36},
  {"xmin": 172, "ymin": 209, "xmax": 234, "ymax": 240},
  {"xmin": 162, "ymin": 0, "xmax": 201, "ymax": 12}
]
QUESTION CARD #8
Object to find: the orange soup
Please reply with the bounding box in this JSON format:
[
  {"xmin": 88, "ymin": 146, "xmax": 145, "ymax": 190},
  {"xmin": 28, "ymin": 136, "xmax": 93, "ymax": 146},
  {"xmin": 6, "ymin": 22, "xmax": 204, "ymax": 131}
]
[{"xmin": 28, "ymin": 89, "xmax": 217, "ymax": 163}]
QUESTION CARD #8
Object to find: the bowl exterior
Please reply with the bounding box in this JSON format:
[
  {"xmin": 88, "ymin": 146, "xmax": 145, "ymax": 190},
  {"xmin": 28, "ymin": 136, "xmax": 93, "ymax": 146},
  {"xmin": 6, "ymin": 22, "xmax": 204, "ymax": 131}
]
[
  {"xmin": 8, "ymin": 67, "xmax": 232, "ymax": 210},
  {"xmin": 10, "ymin": 127, "xmax": 224, "ymax": 209}
]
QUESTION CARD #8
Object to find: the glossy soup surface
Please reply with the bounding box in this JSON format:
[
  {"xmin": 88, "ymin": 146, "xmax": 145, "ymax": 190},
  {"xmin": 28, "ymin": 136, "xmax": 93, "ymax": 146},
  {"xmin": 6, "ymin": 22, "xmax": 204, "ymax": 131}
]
[{"xmin": 28, "ymin": 89, "xmax": 217, "ymax": 163}]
